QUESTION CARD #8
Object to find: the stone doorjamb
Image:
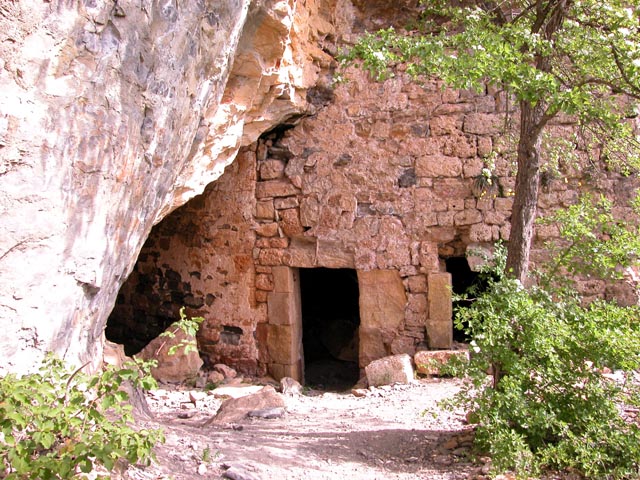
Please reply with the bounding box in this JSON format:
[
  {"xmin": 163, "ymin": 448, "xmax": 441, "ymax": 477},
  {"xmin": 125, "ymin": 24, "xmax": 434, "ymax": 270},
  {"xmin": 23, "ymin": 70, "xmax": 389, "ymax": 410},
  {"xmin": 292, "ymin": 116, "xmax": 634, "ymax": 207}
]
[{"xmin": 266, "ymin": 266, "xmax": 304, "ymax": 382}]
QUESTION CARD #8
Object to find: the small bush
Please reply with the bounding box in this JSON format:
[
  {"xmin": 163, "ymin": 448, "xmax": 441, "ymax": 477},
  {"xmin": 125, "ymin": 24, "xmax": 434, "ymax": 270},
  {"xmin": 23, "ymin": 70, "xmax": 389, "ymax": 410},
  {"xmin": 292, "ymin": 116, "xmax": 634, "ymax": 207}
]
[
  {"xmin": 156, "ymin": 306, "xmax": 204, "ymax": 356},
  {"xmin": 0, "ymin": 356, "xmax": 164, "ymax": 479},
  {"xmin": 447, "ymin": 244, "xmax": 640, "ymax": 478}
]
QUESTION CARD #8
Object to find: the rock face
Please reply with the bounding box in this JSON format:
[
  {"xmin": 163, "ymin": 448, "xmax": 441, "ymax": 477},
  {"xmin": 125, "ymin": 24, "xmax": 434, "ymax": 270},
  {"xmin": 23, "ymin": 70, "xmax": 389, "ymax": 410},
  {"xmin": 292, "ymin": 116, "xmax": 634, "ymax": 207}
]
[
  {"xmin": 0, "ymin": 0, "xmax": 339, "ymax": 373},
  {"xmin": 1, "ymin": 0, "xmax": 638, "ymax": 378}
]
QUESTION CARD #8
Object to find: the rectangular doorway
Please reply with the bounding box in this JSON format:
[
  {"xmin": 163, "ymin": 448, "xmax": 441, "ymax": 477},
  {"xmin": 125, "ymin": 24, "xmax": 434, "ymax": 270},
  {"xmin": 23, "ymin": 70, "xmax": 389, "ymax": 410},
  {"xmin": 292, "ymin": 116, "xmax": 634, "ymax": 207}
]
[{"xmin": 299, "ymin": 268, "xmax": 360, "ymax": 390}]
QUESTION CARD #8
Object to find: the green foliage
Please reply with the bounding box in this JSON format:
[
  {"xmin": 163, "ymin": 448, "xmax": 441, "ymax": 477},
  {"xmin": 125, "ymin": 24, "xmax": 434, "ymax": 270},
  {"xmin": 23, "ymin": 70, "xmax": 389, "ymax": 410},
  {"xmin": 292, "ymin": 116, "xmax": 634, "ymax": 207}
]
[
  {"xmin": 157, "ymin": 307, "xmax": 204, "ymax": 356},
  {"xmin": 0, "ymin": 356, "xmax": 164, "ymax": 479},
  {"xmin": 539, "ymin": 194, "xmax": 640, "ymax": 282},
  {"xmin": 340, "ymin": 0, "xmax": 640, "ymax": 169},
  {"xmin": 448, "ymin": 243, "xmax": 640, "ymax": 478}
]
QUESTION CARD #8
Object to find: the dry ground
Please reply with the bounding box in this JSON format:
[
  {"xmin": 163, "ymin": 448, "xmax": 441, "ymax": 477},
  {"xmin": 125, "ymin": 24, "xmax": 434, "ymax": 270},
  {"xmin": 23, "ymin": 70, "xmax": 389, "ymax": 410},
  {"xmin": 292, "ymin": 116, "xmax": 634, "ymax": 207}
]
[{"xmin": 123, "ymin": 377, "xmax": 490, "ymax": 480}]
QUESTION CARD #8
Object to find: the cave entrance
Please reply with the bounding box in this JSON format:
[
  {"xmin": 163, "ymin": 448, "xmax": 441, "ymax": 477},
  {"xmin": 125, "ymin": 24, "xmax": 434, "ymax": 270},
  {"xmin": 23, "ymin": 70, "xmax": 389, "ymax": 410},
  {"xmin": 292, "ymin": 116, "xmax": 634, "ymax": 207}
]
[
  {"xmin": 299, "ymin": 268, "xmax": 360, "ymax": 390},
  {"xmin": 445, "ymin": 257, "xmax": 481, "ymax": 342}
]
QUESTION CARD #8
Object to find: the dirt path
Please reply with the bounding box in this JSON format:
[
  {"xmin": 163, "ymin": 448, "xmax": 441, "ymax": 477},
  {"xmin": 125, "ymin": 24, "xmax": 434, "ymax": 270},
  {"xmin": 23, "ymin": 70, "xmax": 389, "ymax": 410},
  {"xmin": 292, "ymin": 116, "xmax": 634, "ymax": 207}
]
[{"xmin": 124, "ymin": 378, "xmax": 484, "ymax": 480}]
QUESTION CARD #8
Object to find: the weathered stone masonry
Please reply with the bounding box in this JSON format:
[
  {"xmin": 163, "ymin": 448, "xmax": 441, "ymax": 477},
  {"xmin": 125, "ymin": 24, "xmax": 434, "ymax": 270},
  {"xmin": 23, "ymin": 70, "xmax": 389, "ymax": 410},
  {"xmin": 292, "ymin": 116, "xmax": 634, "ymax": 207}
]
[{"xmin": 110, "ymin": 64, "xmax": 639, "ymax": 383}]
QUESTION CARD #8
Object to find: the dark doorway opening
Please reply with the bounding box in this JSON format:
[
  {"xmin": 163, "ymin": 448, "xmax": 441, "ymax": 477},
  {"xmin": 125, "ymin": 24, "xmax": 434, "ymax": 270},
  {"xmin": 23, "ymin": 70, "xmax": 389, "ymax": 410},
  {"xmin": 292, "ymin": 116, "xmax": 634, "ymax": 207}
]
[
  {"xmin": 445, "ymin": 257, "xmax": 482, "ymax": 342},
  {"xmin": 300, "ymin": 268, "xmax": 360, "ymax": 390}
]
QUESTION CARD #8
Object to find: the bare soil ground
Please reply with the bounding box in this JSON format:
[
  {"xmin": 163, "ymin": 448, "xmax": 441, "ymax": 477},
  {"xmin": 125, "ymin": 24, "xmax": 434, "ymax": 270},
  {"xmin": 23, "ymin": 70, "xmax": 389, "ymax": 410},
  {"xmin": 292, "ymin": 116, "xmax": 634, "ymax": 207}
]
[{"xmin": 123, "ymin": 377, "xmax": 489, "ymax": 480}]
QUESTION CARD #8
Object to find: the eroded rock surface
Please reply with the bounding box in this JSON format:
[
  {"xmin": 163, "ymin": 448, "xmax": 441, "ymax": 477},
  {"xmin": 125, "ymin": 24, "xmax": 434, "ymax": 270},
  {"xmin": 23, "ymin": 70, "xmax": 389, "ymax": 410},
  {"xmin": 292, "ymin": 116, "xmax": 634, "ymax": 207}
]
[{"xmin": 0, "ymin": 0, "xmax": 339, "ymax": 373}]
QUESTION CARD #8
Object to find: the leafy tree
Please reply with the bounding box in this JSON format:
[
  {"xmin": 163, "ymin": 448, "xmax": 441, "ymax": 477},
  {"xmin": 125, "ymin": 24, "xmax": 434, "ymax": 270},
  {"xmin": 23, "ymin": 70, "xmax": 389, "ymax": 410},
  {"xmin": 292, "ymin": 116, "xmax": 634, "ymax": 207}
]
[
  {"xmin": 442, "ymin": 240, "xmax": 640, "ymax": 477},
  {"xmin": 342, "ymin": 0, "xmax": 640, "ymax": 281}
]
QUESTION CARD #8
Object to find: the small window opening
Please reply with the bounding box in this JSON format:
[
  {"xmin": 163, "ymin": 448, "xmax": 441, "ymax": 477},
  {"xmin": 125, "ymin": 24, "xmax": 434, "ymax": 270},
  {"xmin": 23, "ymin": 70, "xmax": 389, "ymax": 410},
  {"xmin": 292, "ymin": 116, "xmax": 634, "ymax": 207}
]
[
  {"xmin": 221, "ymin": 325, "xmax": 243, "ymax": 346},
  {"xmin": 300, "ymin": 268, "xmax": 360, "ymax": 391}
]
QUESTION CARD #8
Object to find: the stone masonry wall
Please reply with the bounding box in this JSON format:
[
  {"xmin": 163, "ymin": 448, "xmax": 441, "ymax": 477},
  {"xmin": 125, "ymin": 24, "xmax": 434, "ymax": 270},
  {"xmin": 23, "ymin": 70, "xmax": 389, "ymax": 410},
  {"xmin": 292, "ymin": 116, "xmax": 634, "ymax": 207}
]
[
  {"xmin": 108, "ymin": 148, "xmax": 265, "ymax": 373},
  {"xmin": 112, "ymin": 65, "xmax": 639, "ymax": 377}
]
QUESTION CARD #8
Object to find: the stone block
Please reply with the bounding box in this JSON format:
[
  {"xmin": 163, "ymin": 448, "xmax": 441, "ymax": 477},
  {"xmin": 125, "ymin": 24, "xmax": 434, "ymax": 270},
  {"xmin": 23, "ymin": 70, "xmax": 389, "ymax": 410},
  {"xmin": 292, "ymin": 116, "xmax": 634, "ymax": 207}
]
[
  {"xmin": 275, "ymin": 197, "xmax": 299, "ymax": 209},
  {"xmin": 443, "ymin": 134, "xmax": 476, "ymax": 158},
  {"xmin": 449, "ymin": 199, "xmax": 464, "ymax": 211},
  {"xmin": 416, "ymin": 154, "xmax": 462, "ymax": 177},
  {"xmin": 283, "ymin": 360, "xmax": 303, "ymax": 383},
  {"xmin": 427, "ymin": 273, "xmax": 453, "ymax": 349},
  {"xmin": 269, "ymin": 237, "xmax": 289, "ymax": 248},
  {"xmin": 390, "ymin": 336, "xmax": 416, "ymax": 356},
  {"xmin": 259, "ymin": 160, "xmax": 286, "ymax": 180},
  {"xmin": 267, "ymin": 323, "xmax": 299, "ymax": 364},
  {"xmin": 272, "ymin": 266, "xmax": 297, "ymax": 293},
  {"xmin": 255, "ymin": 273, "xmax": 274, "ymax": 291},
  {"xmin": 358, "ymin": 327, "xmax": 388, "ymax": 367},
  {"xmin": 427, "ymin": 227, "xmax": 457, "ymax": 243},
  {"xmin": 406, "ymin": 293, "xmax": 427, "ymax": 313},
  {"xmin": 255, "ymin": 200, "xmax": 275, "ymax": 219},
  {"xmin": 469, "ymin": 224, "xmax": 493, "ymax": 243},
  {"xmin": 495, "ymin": 197, "xmax": 514, "ymax": 211},
  {"xmin": 437, "ymin": 211, "xmax": 455, "ymax": 227},
  {"xmin": 283, "ymin": 238, "xmax": 317, "ymax": 267},
  {"xmin": 499, "ymin": 224, "xmax": 511, "ymax": 240},
  {"xmin": 300, "ymin": 196, "xmax": 320, "ymax": 226},
  {"xmin": 406, "ymin": 275, "xmax": 427, "ymax": 293},
  {"xmin": 255, "ymin": 289, "xmax": 268, "ymax": 303},
  {"xmin": 279, "ymin": 208, "xmax": 304, "ymax": 237},
  {"xmin": 477, "ymin": 136, "xmax": 493, "ymax": 157},
  {"xmin": 429, "ymin": 115, "xmax": 462, "ymax": 136},
  {"xmin": 463, "ymin": 113, "xmax": 501, "ymax": 135},
  {"xmin": 415, "ymin": 350, "xmax": 469, "ymax": 376},
  {"xmin": 255, "ymin": 222, "xmax": 279, "ymax": 237},
  {"xmin": 419, "ymin": 242, "xmax": 440, "ymax": 272},
  {"xmin": 256, "ymin": 180, "xmax": 299, "ymax": 199},
  {"xmin": 358, "ymin": 269, "xmax": 406, "ymax": 332},
  {"xmin": 466, "ymin": 243, "xmax": 494, "ymax": 272},
  {"xmin": 405, "ymin": 310, "xmax": 426, "ymax": 327},
  {"xmin": 463, "ymin": 157, "xmax": 484, "ymax": 178},
  {"xmin": 317, "ymin": 239, "xmax": 355, "ymax": 268},
  {"xmin": 464, "ymin": 198, "xmax": 477, "ymax": 209},
  {"xmin": 267, "ymin": 291, "xmax": 300, "ymax": 326},
  {"xmin": 483, "ymin": 210, "xmax": 508, "ymax": 225},
  {"xmin": 477, "ymin": 197, "xmax": 494, "ymax": 211},
  {"xmin": 454, "ymin": 209, "xmax": 482, "ymax": 226},
  {"xmin": 258, "ymin": 248, "xmax": 285, "ymax": 266},
  {"xmin": 365, "ymin": 354, "xmax": 414, "ymax": 387},
  {"xmin": 268, "ymin": 363, "xmax": 285, "ymax": 380}
]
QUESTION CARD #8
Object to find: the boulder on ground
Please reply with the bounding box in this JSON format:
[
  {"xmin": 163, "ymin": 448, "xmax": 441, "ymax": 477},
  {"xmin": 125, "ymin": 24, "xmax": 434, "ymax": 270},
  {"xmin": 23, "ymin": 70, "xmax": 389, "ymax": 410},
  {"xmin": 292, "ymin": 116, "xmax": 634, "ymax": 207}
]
[
  {"xmin": 207, "ymin": 370, "xmax": 226, "ymax": 385},
  {"xmin": 211, "ymin": 384, "xmax": 264, "ymax": 399},
  {"xmin": 414, "ymin": 350, "xmax": 469, "ymax": 376},
  {"xmin": 207, "ymin": 385, "xmax": 286, "ymax": 424},
  {"xmin": 365, "ymin": 354, "xmax": 414, "ymax": 387},
  {"xmin": 135, "ymin": 323, "xmax": 203, "ymax": 384},
  {"xmin": 214, "ymin": 363, "xmax": 238, "ymax": 379},
  {"xmin": 280, "ymin": 376, "xmax": 303, "ymax": 396}
]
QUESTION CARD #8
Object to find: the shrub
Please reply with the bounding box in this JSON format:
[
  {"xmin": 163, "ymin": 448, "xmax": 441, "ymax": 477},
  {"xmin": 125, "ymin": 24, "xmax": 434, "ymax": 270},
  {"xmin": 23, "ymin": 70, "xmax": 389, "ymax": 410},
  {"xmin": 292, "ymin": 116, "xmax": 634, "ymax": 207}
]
[
  {"xmin": 448, "ymin": 244, "xmax": 640, "ymax": 478},
  {"xmin": 156, "ymin": 306, "xmax": 204, "ymax": 356},
  {"xmin": 0, "ymin": 356, "xmax": 164, "ymax": 479}
]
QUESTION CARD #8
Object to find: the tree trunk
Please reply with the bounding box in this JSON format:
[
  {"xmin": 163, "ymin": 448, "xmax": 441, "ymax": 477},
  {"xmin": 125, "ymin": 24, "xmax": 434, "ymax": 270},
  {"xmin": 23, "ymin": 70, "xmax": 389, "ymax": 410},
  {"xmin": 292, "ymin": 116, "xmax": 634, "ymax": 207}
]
[
  {"xmin": 505, "ymin": 100, "xmax": 547, "ymax": 283},
  {"xmin": 505, "ymin": 0, "xmax": 570, "ymax": 282}
]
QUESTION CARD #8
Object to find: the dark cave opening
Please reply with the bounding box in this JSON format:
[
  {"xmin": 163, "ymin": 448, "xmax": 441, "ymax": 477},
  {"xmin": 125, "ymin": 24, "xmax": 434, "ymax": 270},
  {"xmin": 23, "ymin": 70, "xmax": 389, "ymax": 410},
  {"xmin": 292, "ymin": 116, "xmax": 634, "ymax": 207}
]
[
  {"xmin": 445, "ymin": 257, "xmax": 482, "ymax": 343},
  {"xmin": 300, "ymin": 268, "xmax": 361, "ymax": 390},
  {"xmin": 104, "ymin": 213, "xmax": 193, "ymax": 357}
]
